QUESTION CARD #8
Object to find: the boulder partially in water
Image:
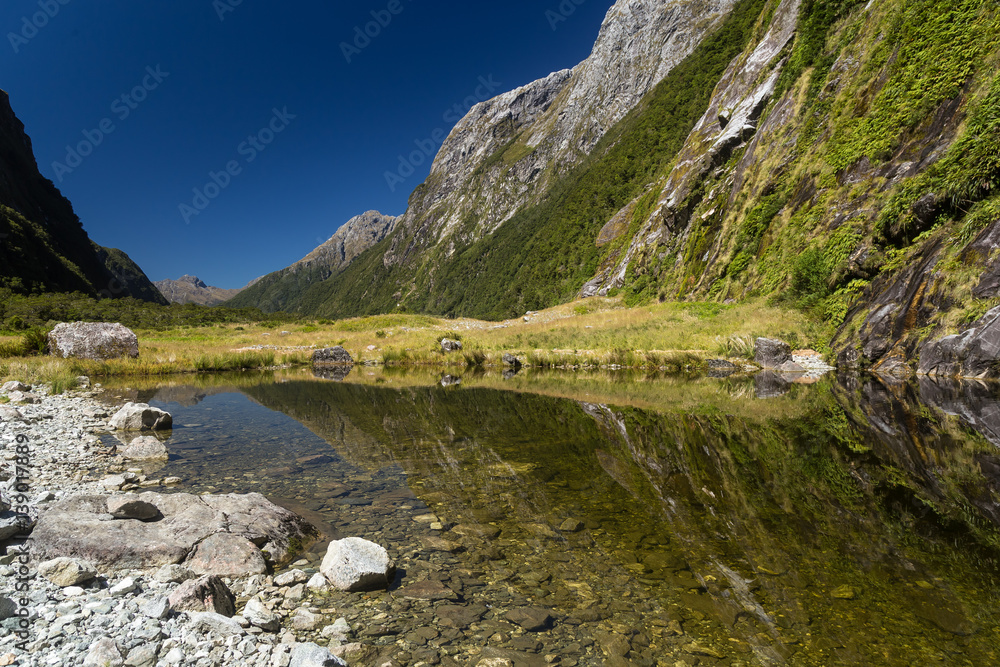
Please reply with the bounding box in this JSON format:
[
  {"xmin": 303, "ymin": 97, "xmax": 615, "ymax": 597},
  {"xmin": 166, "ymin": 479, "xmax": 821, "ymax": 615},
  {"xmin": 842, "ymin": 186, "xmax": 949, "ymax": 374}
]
[
  {"xmin": 110, "ymin": 403, "xmax": 173, "ymax": 431},
  {"xmin": 320, "ymin": 537, "xmax": 395, "ymax": 592}
]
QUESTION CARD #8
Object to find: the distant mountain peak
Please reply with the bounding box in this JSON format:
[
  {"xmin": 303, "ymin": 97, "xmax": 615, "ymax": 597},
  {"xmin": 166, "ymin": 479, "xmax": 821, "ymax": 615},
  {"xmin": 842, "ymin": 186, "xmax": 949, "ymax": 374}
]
[{"xmin": 155, "ymin": 276, "xmax": 242, "ymax": 306}]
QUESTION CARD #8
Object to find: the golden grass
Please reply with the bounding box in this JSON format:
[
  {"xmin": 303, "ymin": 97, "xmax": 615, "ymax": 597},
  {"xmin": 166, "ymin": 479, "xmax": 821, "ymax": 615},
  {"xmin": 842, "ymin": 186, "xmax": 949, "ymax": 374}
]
[{"xmin": 0, "ymin": 297, "xmax": 832, "ymax": 383}]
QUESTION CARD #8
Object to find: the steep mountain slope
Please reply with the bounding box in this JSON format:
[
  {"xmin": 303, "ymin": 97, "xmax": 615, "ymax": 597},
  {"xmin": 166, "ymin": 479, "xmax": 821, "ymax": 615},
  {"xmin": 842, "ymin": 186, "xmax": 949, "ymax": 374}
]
[
  {"xmin": 238, "ymin": 0, "xmax": 1000, "ymax": 377},
  {"xmin": 228, "ymin": 211, "xmax": 398, "ymax": 313},
  {"xmin": 232, "ymin": 0, "xmax": 742, "ymax": 315},
  {"xmin": 154, "ymin": 275, "xmax": 243, "ymax": 306},
  {"xmin": 0, "ymin": 89, "xmax": 166, "ymax": 303}
]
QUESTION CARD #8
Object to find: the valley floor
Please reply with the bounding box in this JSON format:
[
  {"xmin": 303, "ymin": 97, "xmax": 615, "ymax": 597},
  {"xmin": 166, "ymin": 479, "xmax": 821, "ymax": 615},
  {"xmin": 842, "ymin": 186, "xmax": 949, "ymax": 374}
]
[{"xmin": 0, "ymin": 298, "xmax": 832, "ymax": 389}]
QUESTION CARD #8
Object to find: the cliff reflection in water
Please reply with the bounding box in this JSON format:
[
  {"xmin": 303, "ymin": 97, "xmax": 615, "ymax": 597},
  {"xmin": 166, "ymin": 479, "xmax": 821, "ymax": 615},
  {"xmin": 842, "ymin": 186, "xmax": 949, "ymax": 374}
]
[{"xmin": 115, "ymin": 370, "xmax": 1000, "ymax": 665}]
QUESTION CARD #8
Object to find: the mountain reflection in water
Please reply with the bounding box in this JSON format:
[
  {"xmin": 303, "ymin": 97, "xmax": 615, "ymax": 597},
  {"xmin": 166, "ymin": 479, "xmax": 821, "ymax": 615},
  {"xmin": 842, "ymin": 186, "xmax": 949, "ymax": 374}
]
[{"xmin": 105, "ymin": 370, "xmax": 1000, "ymax": 666}]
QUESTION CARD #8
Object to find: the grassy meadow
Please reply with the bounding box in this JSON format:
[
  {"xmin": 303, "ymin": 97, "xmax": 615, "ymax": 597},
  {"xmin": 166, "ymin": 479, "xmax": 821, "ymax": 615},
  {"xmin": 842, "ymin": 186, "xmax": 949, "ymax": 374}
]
[{"xmin": 0, "ymin": 297, "xmax": 833, "ymax": 391}]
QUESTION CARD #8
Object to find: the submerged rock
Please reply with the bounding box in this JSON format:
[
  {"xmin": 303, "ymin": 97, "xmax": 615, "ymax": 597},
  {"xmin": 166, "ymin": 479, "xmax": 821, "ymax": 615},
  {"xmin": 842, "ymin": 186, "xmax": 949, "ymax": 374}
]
[
  {"xmin": 48, "ymin": 322, "xmax": 139, "ymax": 360},
  {"xmin": 120, "ymin": 435, "xmax": 169, "ymax": 460}
]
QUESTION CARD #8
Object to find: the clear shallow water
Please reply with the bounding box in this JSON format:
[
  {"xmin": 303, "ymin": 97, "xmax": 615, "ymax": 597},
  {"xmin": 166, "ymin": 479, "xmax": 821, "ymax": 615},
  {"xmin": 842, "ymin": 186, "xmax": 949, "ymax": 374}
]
[{"xmin": 102, "ymin": 370, "xmax": 1000, "ymax": 666}]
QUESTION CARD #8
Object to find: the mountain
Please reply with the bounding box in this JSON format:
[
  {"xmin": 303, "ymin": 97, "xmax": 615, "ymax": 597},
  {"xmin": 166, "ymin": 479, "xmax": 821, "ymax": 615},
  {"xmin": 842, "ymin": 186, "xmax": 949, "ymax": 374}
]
[
  {"xmin": 154, "ymin": 275, "xmax": 243, "ymax": 306},
  {"xmin": 227, "ymin": 210, "xmax": 398, "ymax": 312},
  {"xmin": 0, "ymin": 89, "xmax": 166, "ymax": 304},
  {"xmin": 235, "ymin": 0, "xmax": 1000, "ymax": 375}
]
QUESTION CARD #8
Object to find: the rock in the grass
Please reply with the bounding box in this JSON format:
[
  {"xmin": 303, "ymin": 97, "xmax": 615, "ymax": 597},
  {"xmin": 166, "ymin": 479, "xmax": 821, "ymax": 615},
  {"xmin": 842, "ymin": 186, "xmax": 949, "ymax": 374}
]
[
  {"xmin": 120, "ymin": 436, "xmax": 169, "ymax": 461},
  {"xmin": 110, "ymin": 403, "xmax": 173, "ymax": 431},
  {"xmin": 0, "ymin": 381, "xmax": 29, "ymax": 395},
  {"xmin": 31, "ymin": 492, "xmax": 312, "ymax": 570},
  {"xmin": 320, "ymin": 537, "xmax": 396, "ymax": 592},
  {"xmin": 0, "ymin": 405, "xmax": 25, "ymax": 423},
  {"xmin": 37, "ymin": 557, "xmax": 98, "ymax": 587},
  {"xmin": 186, "ymin": 533, "xmax": 267, "ymax": 577},
  {"xmin": 502, "ymin": 353, "xmax": 522, "ymax": 368},
  {"xmin": 168, "ymin": 575, "xmax": 236, "ymax": 616},
  {"xmin": 83, "ymin": 637, "xmax": 124, "ymax": 666},
  {"xmin": 312, "ymin": 346, "xmax": 354, "ymax": 366},
  {"xmin": 107, "ymin": 496, "xmax": 161, "ymax": 521},
  {"xmin": 440, "ymin": 338, "xmax": 463, "ymax": 353},
  {"xmin": 289, "ymin": 642, "xmax": 348, "ymax": 667},
  {"xmin": 754, "ymin": 338, "xmax": 792, "ymax": 369},
  {"xmin": 243, "ymin": 597, "xmax": 280, "ymax": 632},
  {"xmin": 48, "ymin": 322, "xmax": 140, "ymax": 360},
  {"xmin": 189, "ymin": 611, "xmax": 245, "ymax": 636}
]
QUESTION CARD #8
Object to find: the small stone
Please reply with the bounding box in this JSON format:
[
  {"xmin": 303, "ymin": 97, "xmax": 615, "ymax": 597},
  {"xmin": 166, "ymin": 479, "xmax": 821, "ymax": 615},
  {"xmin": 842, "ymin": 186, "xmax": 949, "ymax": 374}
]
[
  {"xmin": 559, "ymin": 518, "xmax": 585, "ymax": 532},
  {"xmin": 289, "ymin": 642, "xmax": 348, "ymax": 667},
  {"xmin": 0, "ymin": 597, "xmax": 15, "ymax": 621},
  {"xmin": 164, "ymin": 647, "xmax": 184, "ymax": 664},
  {"xmin": 305, "ymin": 573, "xmax": 329, "ymax": 593},
  {"xmin": 291, "ymin": 608, "xmax": 324, "ymax": 631},
  {"xmin": 83, "ymin": 637, "xmax": 124, "ymax": 666},
  {"xmin": 37, "ymin": 557, "xmax": 98, "ymax": 587},
  {"xmin": 168, "ymin": 574, "xmax": 236, "ymax": 616},
  {"xmin": 110, "ymin": 576, "xmax": 137, "ymax": 597},
  {"xmin": 505, "ymin": 607, "xmax": 554, "ymax": 632},
  {"xmin": 124, "ymin": 645, "xmax": 159, "ymax": 667},
  {"xmin": 155, "ymin": 564, "xmax": 195, "ymax": 583},
  {"xmin": 120, "ymin": 436, "xmax": 169, "ymax": 461},
  {"xmin": 831, "ymin": 585, "xmax": 857, "ymax": 600},
  {"xmin": 190, "ymin": 611, "xmax": 245, "ymax": 636},
  {"xmin": 244, "ymin": 597, "xmax": 281, "ymax": 632},
  {"xmin": 320, "ymin": 537, "xmax": 396, "ymax": 592},
  {"xmin": 320, "ymin": 618, "xmax": 352, "ymax": 643},
  {"xmin": 274, "ymin": 569, "xmax": 309, "ymax": 587},
  {"xmin": 141, "ymin": 596, "xmax": 172, "ymax": 620}
]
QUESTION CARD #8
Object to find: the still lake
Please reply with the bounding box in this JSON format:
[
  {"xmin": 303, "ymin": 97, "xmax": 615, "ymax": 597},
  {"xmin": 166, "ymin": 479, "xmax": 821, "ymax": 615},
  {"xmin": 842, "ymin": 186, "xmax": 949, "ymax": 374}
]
[{"xmin": 103, "ymin": 368, "xmax": 1000, "ymax": 666}]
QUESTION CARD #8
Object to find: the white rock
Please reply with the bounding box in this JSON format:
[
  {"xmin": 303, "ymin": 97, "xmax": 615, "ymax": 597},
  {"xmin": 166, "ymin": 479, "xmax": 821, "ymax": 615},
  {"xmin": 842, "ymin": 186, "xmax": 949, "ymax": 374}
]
[{"xmin": 319, "ymin": 537, "xmax": 395, "ymax": 592}]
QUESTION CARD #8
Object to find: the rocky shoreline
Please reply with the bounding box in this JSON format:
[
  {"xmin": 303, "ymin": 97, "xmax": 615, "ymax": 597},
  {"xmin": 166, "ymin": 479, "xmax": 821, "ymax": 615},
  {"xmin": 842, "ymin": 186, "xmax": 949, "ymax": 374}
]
[{"xmin": 0, "ymin": 381, "xmax": 396, "ymax": 667}]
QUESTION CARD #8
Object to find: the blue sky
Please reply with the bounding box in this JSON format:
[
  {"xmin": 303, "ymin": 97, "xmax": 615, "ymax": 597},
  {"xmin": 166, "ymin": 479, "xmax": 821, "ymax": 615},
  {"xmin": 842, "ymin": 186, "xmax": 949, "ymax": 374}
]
[{"xmin": 1, "ymin": 0, "xmax": 614, "ymax": 289}]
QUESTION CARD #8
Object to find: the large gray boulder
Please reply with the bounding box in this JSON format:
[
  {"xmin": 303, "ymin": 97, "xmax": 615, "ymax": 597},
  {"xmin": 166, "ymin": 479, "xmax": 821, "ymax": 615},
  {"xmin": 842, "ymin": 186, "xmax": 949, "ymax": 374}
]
[
  {"xmin": 440, "ymin": 338, "xmax": 463, "ymax": 353},
  {"xmin": 320, "ymin": 537, "xmax": 395, "ymax": 592},
  {"xmin": 918, "ymin": 306, "xmax": 1000, "ymax": 379},
  {"xmin": 754, "ymin": 338, "xmax": 792, "ymax": 369},
  {"xmin": 110, "ymin": 403, "xmax": 173, "ymax": 431},
  {"xmin": 31, "ymin": 492, "xmax": 312, "ymax": 572},
  {"xmin": 312, "ymin": 346, "xmax": 354, "ymax": 365},
  {"xmin": 48, "ymin": 322, "xmax": 139, "ymax": 360}
]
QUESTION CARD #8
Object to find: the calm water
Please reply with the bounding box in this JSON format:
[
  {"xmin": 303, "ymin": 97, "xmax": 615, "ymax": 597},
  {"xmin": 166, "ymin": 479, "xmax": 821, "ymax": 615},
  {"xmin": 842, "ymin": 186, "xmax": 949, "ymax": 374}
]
[{"xmin": 102, "ymin": 369, "xmax": 1000, "ymax": 666}]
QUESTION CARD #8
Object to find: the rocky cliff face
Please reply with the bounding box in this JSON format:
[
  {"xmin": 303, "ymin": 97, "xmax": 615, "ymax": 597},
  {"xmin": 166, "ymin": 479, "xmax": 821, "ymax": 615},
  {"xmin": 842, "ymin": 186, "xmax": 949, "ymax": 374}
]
[
  {"xmin": 154, "ymin": 275, "xmax": 243, "ymax": 306},
  {"xmin": 226, "ymin": 210, "xmax": 398, "ymax": 312},
  {"xmin": 0, "ymin": 89, "xmax": 166, "ymax": 303},
  {"xmin": 295, "ymin": 211, "xmax": 398, "ymax": 273},
  {"xmin": 386, "ymin": 0, "xmax": 736, "ymax": 259}
]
